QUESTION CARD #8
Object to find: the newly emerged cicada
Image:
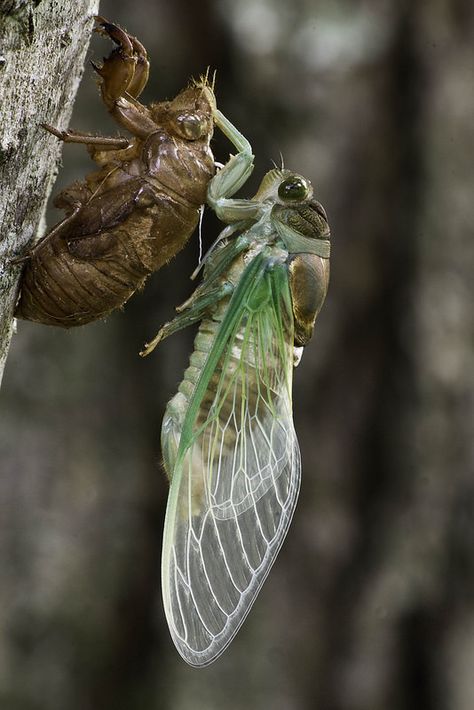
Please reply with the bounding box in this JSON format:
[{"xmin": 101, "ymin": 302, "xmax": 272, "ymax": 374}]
[
  {"xmin": 15, "ymin": 17, "xmax": 216, "ymax": 327},
  {"xmin": 143, "ymin": 111, "xmax": 331, "ymax": 666}
]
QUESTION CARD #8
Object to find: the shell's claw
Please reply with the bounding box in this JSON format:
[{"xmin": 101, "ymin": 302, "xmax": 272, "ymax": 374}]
[
  {"xmin": 93, "ymin": 18, "xmax": 134, "ymax": 55},
  {"xmin": 92, "ymin": 16, "xmax": 150, "ymax": 105}
]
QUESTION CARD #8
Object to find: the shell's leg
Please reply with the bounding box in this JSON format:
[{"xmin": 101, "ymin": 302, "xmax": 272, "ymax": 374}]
[
  {"xmin": 93, "ymin": 16, "xmax": 149, "ymax": 102},
  {"xmin": 92, "ymin": 17, "xmax": 156, "ymax": 138},
  {"xmin": 10, "ymin": 206, "xmax": 82, "ymax": 264},
  {"xmin": 41, "ymin": 123, "xmax": 130, "ymax": 150}
]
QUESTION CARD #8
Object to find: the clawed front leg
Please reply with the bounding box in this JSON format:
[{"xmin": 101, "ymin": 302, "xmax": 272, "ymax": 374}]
[
  {"xmin": 207, "ymin": 110, "xmax": 259, "ymax": 223},
  {"xmin": 92, "ymin": 16, "xmax": 157, "ymax": 137},
  {"xmin": 93, "ymin": 16, "xmax": 150, "ymax": 105}
]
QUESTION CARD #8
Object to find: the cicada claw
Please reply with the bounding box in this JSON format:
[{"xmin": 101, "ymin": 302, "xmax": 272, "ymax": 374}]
[
  {"xmin": 93, "ymin": 16, "xmax": 134, "ymax": 54},
  {"xmin": 92, "ymin": 16, "xmax": 150, "ymax": 108}
]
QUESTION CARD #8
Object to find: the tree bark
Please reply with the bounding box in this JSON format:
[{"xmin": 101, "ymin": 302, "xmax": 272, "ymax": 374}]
[{"xmin": 0, "ymin": 0, "xmax": 100, "ymax": 384}]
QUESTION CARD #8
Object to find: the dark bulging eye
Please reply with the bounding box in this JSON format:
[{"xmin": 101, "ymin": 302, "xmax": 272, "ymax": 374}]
[
  {"xmin": 175, "ymin": 112, "xmax": 207, "ymax": 140},
  {"xmin": 278, "ymin": 176, "xmax": 310, "ymax": 202}
]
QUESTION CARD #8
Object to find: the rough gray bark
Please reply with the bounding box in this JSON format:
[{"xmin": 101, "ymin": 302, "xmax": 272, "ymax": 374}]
[{"xmin": 0, "ymin": 0, "xmax": 100, "ymax": 384}]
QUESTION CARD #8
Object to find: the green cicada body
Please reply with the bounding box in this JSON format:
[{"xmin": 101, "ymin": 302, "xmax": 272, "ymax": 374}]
[{"xmin": 143, "ymin": 111, "xmax": 330, "ymax": 666}]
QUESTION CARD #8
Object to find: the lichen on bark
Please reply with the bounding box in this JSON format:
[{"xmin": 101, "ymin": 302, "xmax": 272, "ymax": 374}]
[{"xmin": 0, "ymin": 0, "xmax": 100, "ymax": 384}]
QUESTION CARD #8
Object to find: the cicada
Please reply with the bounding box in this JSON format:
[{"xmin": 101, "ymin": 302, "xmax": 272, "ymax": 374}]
[
  {"xmin": 142, "ymin": 110, "xmax": 331, "ymax": 666},
  {"xmin": 15, "ymin": 17, "xmax": 216, "ymax": 327}
]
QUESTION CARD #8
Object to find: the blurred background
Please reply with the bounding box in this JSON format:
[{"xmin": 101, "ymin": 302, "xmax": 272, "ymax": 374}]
[{"xmin": 1, "ymin": 0, "xmax": 473, "ymax": 708}]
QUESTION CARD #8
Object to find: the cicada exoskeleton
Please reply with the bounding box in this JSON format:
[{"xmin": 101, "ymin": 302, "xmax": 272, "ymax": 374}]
[{"xmin": 15, "ymin": 17, "xmax": 216, "ymax": 327}]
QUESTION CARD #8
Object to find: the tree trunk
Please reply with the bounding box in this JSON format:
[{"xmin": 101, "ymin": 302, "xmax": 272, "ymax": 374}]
[{"xmin": 0, "ymin": 0, "xmax": 99, "ymax": 384}]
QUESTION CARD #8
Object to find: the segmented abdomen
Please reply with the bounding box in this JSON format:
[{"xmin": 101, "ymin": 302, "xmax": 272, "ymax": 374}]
[
  {"xmin": 16, "ymin": 197, "xmax": 199, "ymax": 328},
  {"xmin": 161, "ymin": 296, "xmax": 260, "ymax": 480}
]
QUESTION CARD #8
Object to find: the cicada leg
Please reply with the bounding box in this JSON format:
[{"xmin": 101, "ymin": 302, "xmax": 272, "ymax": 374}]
[
  {"xmin": 207, "ymin": 110, "xmax": 260, "ymax": 223},
  {"xmin": 92, "ymin": 17, "xmax": 157, "ymax": 138},
  {"xmin": 140, "ymin": 282, "xmax": 234, "ymax": 356},
  {"xmin": 141, "ymin": 232, "xmax": 252, "ymax": 356},
  {"xmin": 10, "ymin": 205, "xmax": 82, "ymax": 264},
  {"xmin": 41, "ymin": 123, "xmax": 130, "ymax": 150},
  {"xmin": 93, "ymin": 17, "xmax": 149, "ymax": 102}
]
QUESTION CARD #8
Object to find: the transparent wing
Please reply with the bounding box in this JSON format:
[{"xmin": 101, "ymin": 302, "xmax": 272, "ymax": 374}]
[{"xmin": 161, "ymin": 255, "xmax": 301, "ymax": 667}]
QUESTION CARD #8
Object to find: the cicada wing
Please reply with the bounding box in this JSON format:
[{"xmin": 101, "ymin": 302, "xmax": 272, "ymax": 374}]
[{"xmin": 161, "ymin": 257, "xmax": 301, "ymax": 666}]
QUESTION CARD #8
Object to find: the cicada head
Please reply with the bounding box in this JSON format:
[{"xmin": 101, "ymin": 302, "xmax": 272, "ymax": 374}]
[
  {"xmin": 252, "ymin": 168, "xmax": 298, "ymax": 202},
  {"xmin": 150, "ymin": 81, "xmax": 216, "ymax": 145},
  {"xmin": 254, "ymin": 169, "xmax": 330, "ymax": 242}
]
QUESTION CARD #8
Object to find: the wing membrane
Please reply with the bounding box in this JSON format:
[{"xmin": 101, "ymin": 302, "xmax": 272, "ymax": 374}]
[{"xmin": 161, "ymin": 254, "xmax": 301, "ymax": 666}]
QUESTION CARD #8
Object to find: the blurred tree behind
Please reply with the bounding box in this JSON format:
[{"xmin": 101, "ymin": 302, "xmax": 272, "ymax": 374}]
[{"xmin": 1, "ymin": 1, "xmax": 473, "ymax": 709}]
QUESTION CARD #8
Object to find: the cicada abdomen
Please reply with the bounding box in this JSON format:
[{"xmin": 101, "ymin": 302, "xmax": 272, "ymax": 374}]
[
  {"xmin": 15, "ymin": 17, "xmax": 216, "ymax": 327},
  {"xmin": 143, "ymin": 110, "xmax": 331, "ymax": 666}
]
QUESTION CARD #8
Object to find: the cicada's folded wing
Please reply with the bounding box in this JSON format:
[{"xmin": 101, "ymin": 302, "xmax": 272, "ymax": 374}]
[{"xmin": 161, "ymin": 254, "xmax": 301, "ymax": 666}]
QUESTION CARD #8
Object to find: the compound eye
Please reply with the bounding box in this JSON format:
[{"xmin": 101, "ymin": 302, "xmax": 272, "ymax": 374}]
[
  {"xmin": 278, "ymin": 176, "xmax": 310, "ymax": 202},
  {"xmin": 175, "ymin": 113, "xmax": 207, "ymax": 140}
]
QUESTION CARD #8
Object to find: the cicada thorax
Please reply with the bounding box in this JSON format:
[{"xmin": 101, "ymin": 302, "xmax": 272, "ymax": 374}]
[
  {"xmin": 271, "ymin": 195, "xmax": 331, "ymax": 347},
  {"xmin": 15, "ymin": 18, "xmax": 216, "ymax": 328}
]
